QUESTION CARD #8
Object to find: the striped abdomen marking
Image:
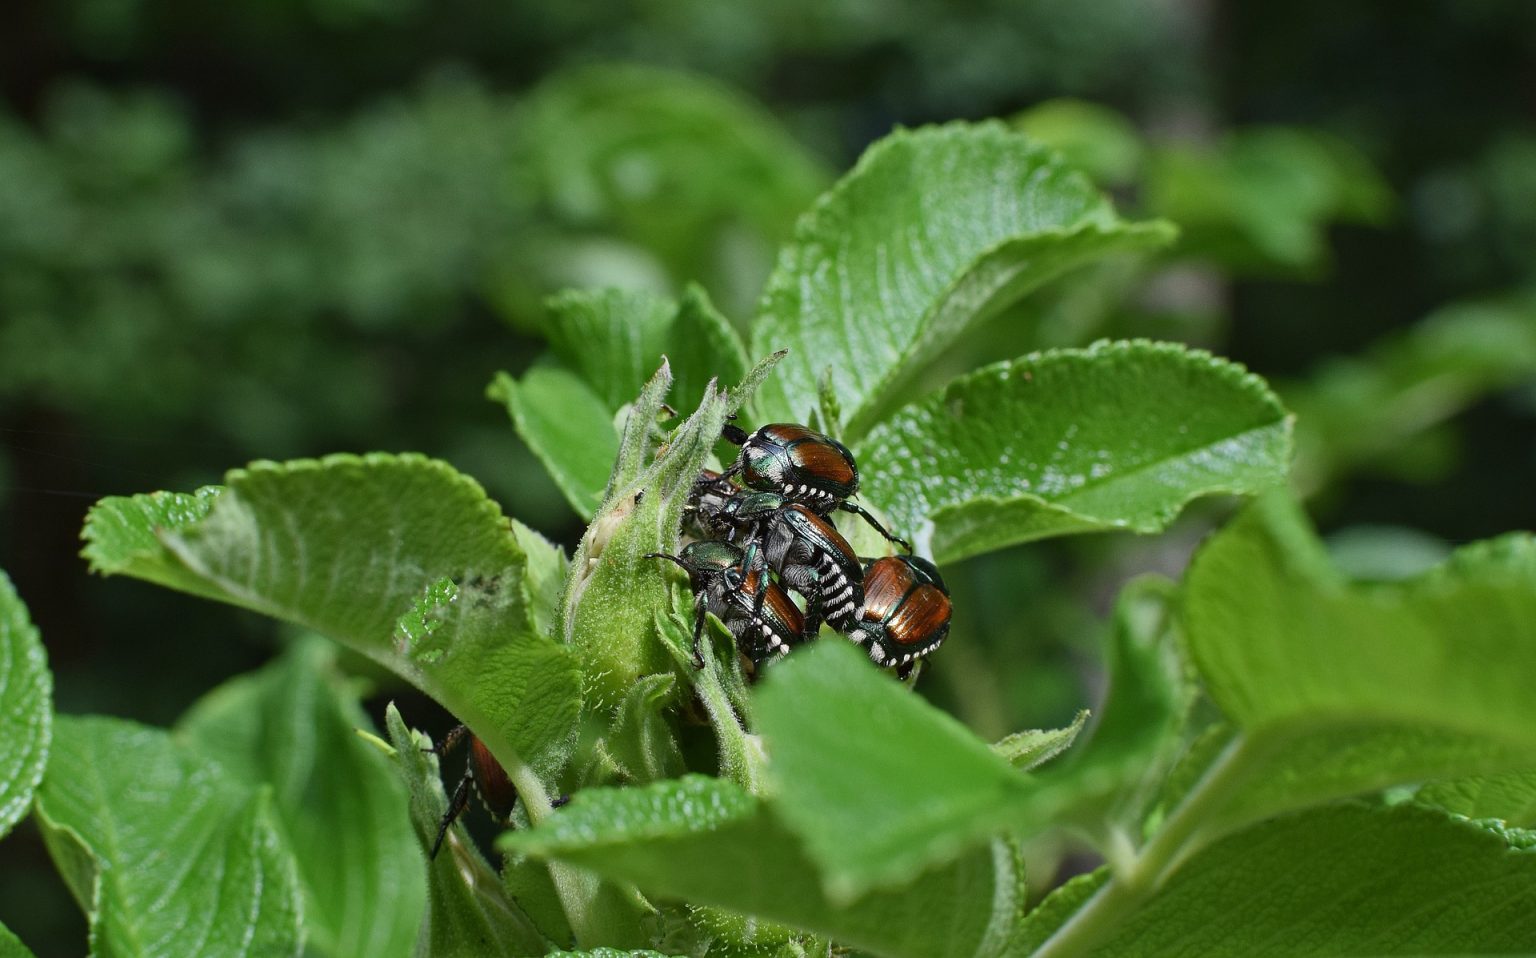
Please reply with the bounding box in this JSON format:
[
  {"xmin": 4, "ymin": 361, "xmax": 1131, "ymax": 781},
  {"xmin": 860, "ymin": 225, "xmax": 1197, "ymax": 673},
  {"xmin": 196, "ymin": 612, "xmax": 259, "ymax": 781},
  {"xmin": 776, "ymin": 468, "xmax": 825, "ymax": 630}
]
[
  {"xmin": 738, "ymin": 566, "xmax": 806, "ymax": 652},
  {"xmin": 782, "ymin": 503, "xmax": 863, "ymax": 626}
]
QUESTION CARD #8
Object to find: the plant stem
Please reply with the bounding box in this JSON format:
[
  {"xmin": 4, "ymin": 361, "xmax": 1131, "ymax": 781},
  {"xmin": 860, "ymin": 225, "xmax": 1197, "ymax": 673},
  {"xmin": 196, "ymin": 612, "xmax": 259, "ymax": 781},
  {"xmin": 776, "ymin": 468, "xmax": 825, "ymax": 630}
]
[
  {"xmin": 477, "ymin": 731, "xmax": 650, "ymax": 946},
  {"xmin": 695, "ymin": 640, "xmax": 766, "ymax": 793},
  {"xmin": 1029, "ymin": 735, "xmax": 1251, "ymax": 958}
]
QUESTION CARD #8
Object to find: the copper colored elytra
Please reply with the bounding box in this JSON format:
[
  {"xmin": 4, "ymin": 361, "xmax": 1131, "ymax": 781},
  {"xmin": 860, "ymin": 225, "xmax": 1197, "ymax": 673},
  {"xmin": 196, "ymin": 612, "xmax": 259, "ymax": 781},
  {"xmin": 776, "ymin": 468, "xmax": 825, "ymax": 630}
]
[
  {"xmin": 467, "ymin": 735, "xmax": 517, "ymax": 819},
  {"xmin": 739, "ymin": 564, "xmax": 808, "ymax": 652},
  {"xmin": 851, "ymin": 555, "xmax": 952, "ymax": 669},
  {"xmin": 430, "ymin": 726, "xmax": 518, "ymax": 859},
  {"xmin": 751, "ymin": 424, "xmax": 858, "ymax": 491},
  {"xmin": 725, "ymin": 422, "xmax": 860, "ymax": 507}
]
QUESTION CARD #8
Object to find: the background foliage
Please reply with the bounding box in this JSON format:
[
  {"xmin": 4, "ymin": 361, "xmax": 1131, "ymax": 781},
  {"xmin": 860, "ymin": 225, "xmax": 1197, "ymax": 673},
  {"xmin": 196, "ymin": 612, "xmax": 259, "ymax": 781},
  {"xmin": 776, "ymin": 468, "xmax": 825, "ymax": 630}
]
[{"xmin": 3, "ymin": 0, "xmax": 1536, "ymax": 953}]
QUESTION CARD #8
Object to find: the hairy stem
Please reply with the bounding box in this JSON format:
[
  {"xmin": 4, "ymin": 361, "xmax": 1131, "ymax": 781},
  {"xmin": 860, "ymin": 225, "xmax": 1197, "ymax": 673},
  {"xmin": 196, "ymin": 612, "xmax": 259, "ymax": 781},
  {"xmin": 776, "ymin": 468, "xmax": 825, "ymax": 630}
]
[
  {"xmin": 1029, "ymin": 735, "xmax": 1251, "ymax": 958},
  {"xmin": 694, "ymin": 638, "xmax": 766, "ymax": 793}
]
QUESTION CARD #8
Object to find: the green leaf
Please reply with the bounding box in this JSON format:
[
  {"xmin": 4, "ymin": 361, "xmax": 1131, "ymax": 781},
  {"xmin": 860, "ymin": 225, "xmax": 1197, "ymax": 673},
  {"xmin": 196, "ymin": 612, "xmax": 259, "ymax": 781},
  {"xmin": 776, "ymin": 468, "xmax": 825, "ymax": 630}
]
[
  {"xmin": 858, "ymin": 341, "xmax": 1293, "ymax": 564},
  {"xmin": 177, "ymin": 638, "xmax": 423, "ymax": 958},
  {"xmin": 991, "ymin": 710, "xmax": 1089, "ymax": 770},
  {"xmin": 520, "ymin": 64, "xmax": 830, "ymax": 316},
  {"xmin": 523, "ymin": 65, "xmax": 829, "ymax": 234},
  {"xmin": 756, "ymin": 640, "xmax": 1053, "ymax": 901},
  {"xmin": 1287, "ymin": 291, "xmax": 1536, "ymax": 493},
  {"xmin": 1413, "ymin": 767, "xmax": 1536, "ymax": 829},
  {"xmin": 548, "ymin": 952, "xmax": 679, "ymax": 958},
  {"xmin": 489, "ymin": 366, "xmax": 618, "ymax": 520},
  {"xmin": 1145, "ymin": 126, "xmax": 1393, "ymax": 276},
  {"xmin": 1011, "ymin": 869, "xmax": 1108, "ymax": 956},
  {"xmin": 81, "ymin": 453, "xmax": 582, "ymax": 800},
  {"xmin": 544, "ymin": 288, "xmax": 677, "ymax": 410},
  {"xmin": 1324, "ymin": 524, "xmax": 1451, "ymax": 581},
  {"xmin": 77, "ymin": 487, "xmax": 222, "ymax": 599},
  {"xmin": 1022, "ymin": 804, "xmax": 1536, "ymax": 957},
  {"xmin": 601, "ymin": 673, "xmax": 685, "ymax": 785},
  {"xmin": 1418, "ymin": 770, "xmax": 1536, "ymax": 827},
  {"xmin": 1040, "ymin": 575, "xmax": 1191, "ymax": 835},
  {"xmin": 1179, "ymin": 492, "xmax": 1536, "ymax": 838},
  {"xmin": 604, "ymin": 360, "xmax": 680, "ymax": 508},
  {"xmin": 34, "ymin": 715, "xmax": 304, "ymax": 957},
  {"xmin": 543, "ymin": 285, "xmax": 747, "ymax": 416},
  {"xmin": 382, "ymin": 706, "xmax": 553, "ymax": 957},
  {"xmin": 749, "ymin": 121, "xmax": 1175, "ymax": 438},
  {"xmin": 0, "ymin": 921, "xmax": 36, "ymax": 958},
  {"xmin": 513, "ymin": 518, "xmax": 568, "ymax": 638},
  {"xmin": 502, "ymin": 776, "xmax": 1026, "ymax": 958},
  {"xmin": 678, "ymin": 905, "xmax": 805, "ymax": 958},
  {"xmin": 670, "ymin": 285, "xmax": 750, "ymax": 413},
  {"xmin": 1010, "ymin": 99, "xmax": 1144, "ymax": 187},
  {"xmin": 0, "ymin": 570, "xmax": 49, "ymax": 841}
]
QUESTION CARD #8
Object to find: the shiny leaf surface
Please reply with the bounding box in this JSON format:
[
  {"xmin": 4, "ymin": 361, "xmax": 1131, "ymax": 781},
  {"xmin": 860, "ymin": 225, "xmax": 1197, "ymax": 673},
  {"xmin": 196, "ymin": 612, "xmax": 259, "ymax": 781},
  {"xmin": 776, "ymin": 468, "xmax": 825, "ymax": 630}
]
[
  {"xmin": 756, "ymin": 641, "xmax": 1057, "ymax": 901},
  {"xmin": 178, "ymin": 639, "xmax": 423, "ymax": 958},
  {"xmin": 1023, "ymin": 805, "xmax": 1536, "ymax": 957},
  {"xmin": 0, "ymin": 571, "xmax": 49, "ymax": 841},
  {"xmin": 749, "ymin": 121, "xmax": 1174, "ymax": 438},
  {"xmin": 1418, "ymin": 770, "xmax": 1536, "ymax": 828},
  {"xmin": 858, "ymin": 341, "xmax": 1292, "ymax": 563},
  {"xmin": 543, "ymin": 285, "xmax": 747, "ymax": 415},
  {"xmin": 489, "ymin": 366, "xmax": 618, "ymax": 520},
  {"xmin": 1180, "ymin": 493, "xmax": 1536, "ymax": 837},
  {"xmin": 502, "ymin": 776, "xmax": 1025, "ymax": 958},
  {"xmin": 35, "ymin": 716, "xmax": 303, "ymax": 957},
  {"xmin": 81, "ymin": 454, "xmax": 582, "ymax": 795}
]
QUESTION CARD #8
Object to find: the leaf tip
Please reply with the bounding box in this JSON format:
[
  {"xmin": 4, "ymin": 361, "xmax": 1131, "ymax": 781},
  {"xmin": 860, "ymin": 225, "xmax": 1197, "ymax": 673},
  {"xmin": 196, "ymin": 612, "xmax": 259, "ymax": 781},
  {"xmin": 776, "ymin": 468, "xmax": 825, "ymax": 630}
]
[{"xmin": 485, "ymin": 370, "xmax": 516, "ymax": 403}]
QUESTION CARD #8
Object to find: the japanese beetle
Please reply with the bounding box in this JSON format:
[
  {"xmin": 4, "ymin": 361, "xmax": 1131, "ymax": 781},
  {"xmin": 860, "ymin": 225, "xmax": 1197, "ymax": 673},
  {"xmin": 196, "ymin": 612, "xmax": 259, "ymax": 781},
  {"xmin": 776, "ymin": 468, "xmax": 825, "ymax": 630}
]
[
  {"xmin": 690, "ymin": 489, "xmax": 864, "ymax": 636},
  {"xmin": 847, "ymin": 555, "xmax": 952, "ymax": 676},
  {"xmin": 721, "ymin": 421, "xmax": 858, "ymax": 507},
  {"xmin": 430, "ymin": 725, "xmax": 517, "ymax": 859},
  {"xmin": 647, "ymin": 540, "xmax": 806, "ymax": 665},
  {"xmin": 720, "ymin": 421, "xmax": 913, "ymax": 552}
]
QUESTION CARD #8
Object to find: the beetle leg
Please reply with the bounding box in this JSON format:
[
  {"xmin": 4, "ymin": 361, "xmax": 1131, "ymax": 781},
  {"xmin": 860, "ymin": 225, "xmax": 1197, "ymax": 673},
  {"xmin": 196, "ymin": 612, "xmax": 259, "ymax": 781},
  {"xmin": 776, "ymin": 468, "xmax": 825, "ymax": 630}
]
[
  {"xmin": 742, "ymin": 540, "xmax": 769, "ymax": 621},
  {"xmin": 431, "ymin": 764, "xmax": 474, "ymax": 859},
  {"xmin": 690, "ymin": 597, "xmax": 708, "ymax": 669},
  {"xmin": 803, "ymin": 598, "xmax": 823, "ymax": 640},
  {"xmin": 837, "ymin": 501, "xmax": 913, "ymax": 553},
  {"xmin": 427, "ymin": 723, "xmax": 468, "ymax": 758}
]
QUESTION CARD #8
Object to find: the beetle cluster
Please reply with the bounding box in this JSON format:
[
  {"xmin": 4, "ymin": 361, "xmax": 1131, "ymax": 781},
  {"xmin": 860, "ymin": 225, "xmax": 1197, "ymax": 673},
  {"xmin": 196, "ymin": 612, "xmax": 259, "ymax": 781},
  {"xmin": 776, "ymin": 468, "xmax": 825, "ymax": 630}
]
[
  {"xmin": 431, "ymin": 422, "xmax": 955, "ymax": 857},
  {"xmin": 649, "ymin": 421, "xmax": 953, "ymax": 679}
]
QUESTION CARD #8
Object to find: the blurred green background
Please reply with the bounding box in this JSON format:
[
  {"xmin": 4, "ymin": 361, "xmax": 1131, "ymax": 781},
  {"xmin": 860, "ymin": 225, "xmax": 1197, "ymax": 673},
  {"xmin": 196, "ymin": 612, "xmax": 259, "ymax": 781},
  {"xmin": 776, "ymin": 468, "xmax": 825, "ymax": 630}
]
[{"xmin": 3, "ymin": 0, "xmax": 1536, "ymax": 950}]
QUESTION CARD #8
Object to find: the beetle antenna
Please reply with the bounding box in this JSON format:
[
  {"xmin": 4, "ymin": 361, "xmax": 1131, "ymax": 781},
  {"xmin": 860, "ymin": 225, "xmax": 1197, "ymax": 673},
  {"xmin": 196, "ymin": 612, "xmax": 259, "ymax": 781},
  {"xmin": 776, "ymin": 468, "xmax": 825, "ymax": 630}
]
[
  {"xmin": 721, "ymin": 423, "xmax": 748, "ymax": 445},
  {"xmin": 644, "ymin": 551, "xmax": 688, "ymax": 570}
]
